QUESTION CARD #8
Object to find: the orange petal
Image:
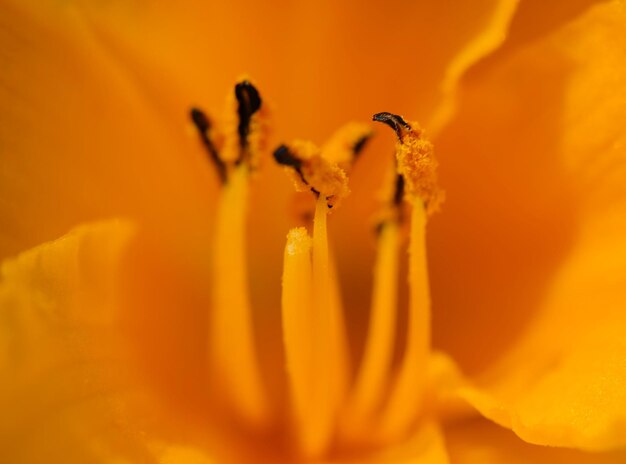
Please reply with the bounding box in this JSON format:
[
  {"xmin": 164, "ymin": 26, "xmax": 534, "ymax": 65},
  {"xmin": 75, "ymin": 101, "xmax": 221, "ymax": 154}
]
[
  {"xmin": 431, "ymin": 0, "xmax": 626, "ymax": 450},
  {"xmin": 0, "ymin": 1, "xmax": 215, "ymax": 261},
  {"xmin": 446, "ymin": 418, "xmax": 626, "ymax": 464},
  {"xmin": 363, "ymin": 422, "xmax": 449, "ymax": 464},
  {"xmin": 0, "ymin": 220, "xmax": 151, "ymax": 462}
]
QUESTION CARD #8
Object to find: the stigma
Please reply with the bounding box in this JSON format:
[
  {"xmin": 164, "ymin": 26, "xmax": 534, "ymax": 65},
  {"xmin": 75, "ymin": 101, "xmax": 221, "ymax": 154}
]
[{"xmin": 191, "ymin": 83, "xmax": 440, "ymax": 460}]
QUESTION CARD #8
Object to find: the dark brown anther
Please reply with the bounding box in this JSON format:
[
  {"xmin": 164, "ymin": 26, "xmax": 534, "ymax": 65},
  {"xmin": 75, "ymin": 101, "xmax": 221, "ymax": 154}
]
[
  {"xmin": 353, "ymin": 134, "xmax": 371, "ymax": 158},
  {"xmin": 235, "ymin": 80, "xmax": 262, "ymax": 158},
  {"xmin": 273, "ymin": 145, "xmax": 302, "ymax": 169},
  {"xmin": 393, "ymin": 174, "xmax": 405, "ymax": 205},
  {"xmin": 274, "ymin": 144, "xmax": 310, "ymax": 189},
  {"xmin": 190, "ymin": 107, "xmax": 227, "ymax": 183},
  {"xmin": 372, "ymin": 112, "xmax": 411, "ymax": 140}
]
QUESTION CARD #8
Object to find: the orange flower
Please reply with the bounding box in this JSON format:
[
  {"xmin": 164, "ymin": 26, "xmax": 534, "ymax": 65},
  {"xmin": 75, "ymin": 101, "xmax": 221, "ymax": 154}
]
[{"xmin": 2, "ymin": 0, "xmax": 626, "ymax": 463}]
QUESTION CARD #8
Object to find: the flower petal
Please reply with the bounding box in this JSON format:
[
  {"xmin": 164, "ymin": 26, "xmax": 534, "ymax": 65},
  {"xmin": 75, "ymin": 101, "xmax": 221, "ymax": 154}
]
[
  {"xmin": 0, "ymin": 1, "xmax": 215, "ymax": 261},
  {"xmin": 0, "ymin": 220, "xmax": 156, "ymax": 462},
  {"xmin": 364, "ymin": 422, "xmax": 449, "ymax": 464},
  {"xmin": 446, "ymin": 418, "xmax": 626, "ymax": 464},
  {"xmin": 430, "ymin": 0, "xmax": 626, "ymax": 450}
]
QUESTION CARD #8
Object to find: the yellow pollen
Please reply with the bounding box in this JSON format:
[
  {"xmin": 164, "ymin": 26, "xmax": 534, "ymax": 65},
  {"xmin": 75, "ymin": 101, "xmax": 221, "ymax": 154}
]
[
  {"xmin": 373, "ymin": 112, "xmax": 443, "ymax": 213},
  {"xmin": 372, "ymin": 112, "xmax": 438, "ymax": 441},
  {"xmin": 276, "ymin": 140, "xmax": 350, "ymax": 208},
  {"xmin": 192, "ymin": 77, "xmax": 269, "ymax": 180},
  {"xmin": 274, "ymin": 122, "xmax": 372, "ymax": 209}
]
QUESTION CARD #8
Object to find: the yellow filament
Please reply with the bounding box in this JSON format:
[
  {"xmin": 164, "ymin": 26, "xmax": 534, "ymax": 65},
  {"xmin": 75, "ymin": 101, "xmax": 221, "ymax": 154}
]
[
  {"xmin": 210, "ymin": 165, "xmax": 268, "ymax": 426},
  {"xmin": 282, "ymin": 227, "xmax": 314, "ymax": 446},
  {"xmin": 328, "ymin": 246, "xmax": 350, "ymax": 415},
  {"xmin": 379, "ymin": 201, "xmax": 430, "ymax": 440},
  {"xmin": 342, "ymin": 221, "xmax": 400, "ymax": 435},
  {"xmin": 281, "ymin": 195, "xmax": 347, "ymax": 457}
]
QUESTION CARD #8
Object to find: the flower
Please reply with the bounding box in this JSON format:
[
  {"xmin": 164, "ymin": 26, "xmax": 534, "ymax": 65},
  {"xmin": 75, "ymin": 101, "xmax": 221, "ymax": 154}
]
[{"xmin": 2, "ymin": 0, "xmax": 626, "ymax": 463}]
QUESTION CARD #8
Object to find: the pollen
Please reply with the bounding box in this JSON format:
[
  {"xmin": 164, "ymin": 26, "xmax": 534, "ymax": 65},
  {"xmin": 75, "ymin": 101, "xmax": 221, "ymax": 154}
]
[
  {"xmin": 274, "ymin": 123, "xmax": 372, "ymax": 208},
  {"xmin": 274, "ymin": 140, "xmax": 350, "ymax": 208},
  {"xmin": 190, "ymin": 77, "xmax": 269, "ymax": 182},
  {"xmin": 373, "ymin": 112, "xmax": 442, "ymax": 214}
]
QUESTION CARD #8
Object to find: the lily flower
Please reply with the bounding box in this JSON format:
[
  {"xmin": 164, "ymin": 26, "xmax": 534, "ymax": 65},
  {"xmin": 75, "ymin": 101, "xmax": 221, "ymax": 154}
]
[{"xmin": 2, "ymin": 0, "xmax": 626, "ymax": 463}]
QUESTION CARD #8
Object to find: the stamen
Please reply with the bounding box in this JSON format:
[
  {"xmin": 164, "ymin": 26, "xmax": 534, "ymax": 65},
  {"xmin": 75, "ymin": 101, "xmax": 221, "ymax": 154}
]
[
  {"xmin": 221, "ymin": 78, "xmax": 268, "ymax": 172},
  {"xmin": 210, "ymin": 165, "xmax": 269, "ymax": 426},
  {"xmin": 342, "ymin": 219, "xmax": 400, "ymax": 437},
  {"xmin": 198, "ymin": 80, "xmax": 270, "ymax": 427},
  {"xmin": 378, "ymin": 201, "xmax": 430, "ymax": 440},
  {"xmin": 282, "ymin": 226, "xmax": 349, "ymax": 456},
  {"xmin": 276, "ymin": 126, "xmax": 367, "ymax": 456},
  {"xmin": 372, "ymin": 112, "xmax": 412, "ymax": 138},
  {"xmin": 282, "ymin": 197, "xmax": 345, "ymax": 457},
  {"xmin": 372, "ymin": 112, "xmax": 440, "ymax": 440},
  {"xmin": 372, "ymin": 112, "xmax": 442, "ymax": 214},
  {"xmin": 342, "ymin": 161, "xmax": 403, "ymax": 440},
  {"xmin": 190, "ymin": 107, "xmax": 227, "ymax": 183},
  {"xmin": 273, "ymin": 141, "xmax": 350, "ymax": 208},
  {"xmin": 393, "ymin": 174, "xmax": 405, "ymax": 206},
  {"xmin": 235, "ymin": 80, "xmax": 262, "ymax": 161},
  {"xmin": 308, "ymin": 195, "xmax": 339, "ymax": 455}
]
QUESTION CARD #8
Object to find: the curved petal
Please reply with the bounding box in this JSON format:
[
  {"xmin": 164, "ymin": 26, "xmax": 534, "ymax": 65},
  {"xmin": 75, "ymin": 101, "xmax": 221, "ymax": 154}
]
[
  {"xmin": 446, "ymin": 418, "xmax": 626, "ymax": 464},
  {"xmin": 0, "ymin": 220, "xmax": 154, "ymax": 462},
  {"xmin": 431, "ymin": 0, "xmax": 626, "ymax": 450}
]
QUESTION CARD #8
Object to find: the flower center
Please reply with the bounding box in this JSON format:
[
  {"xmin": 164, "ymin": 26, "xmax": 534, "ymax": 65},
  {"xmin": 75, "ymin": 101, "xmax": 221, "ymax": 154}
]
[{"xmin": 190, "ymin": 80, "xmax": 441, "ymax": 461}]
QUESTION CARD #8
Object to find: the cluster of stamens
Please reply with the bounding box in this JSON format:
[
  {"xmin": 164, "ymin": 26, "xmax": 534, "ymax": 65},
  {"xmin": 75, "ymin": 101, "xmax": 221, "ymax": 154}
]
[{"xmin": 190, "ymin": 80, "xmax": 441, "ymax": 462}]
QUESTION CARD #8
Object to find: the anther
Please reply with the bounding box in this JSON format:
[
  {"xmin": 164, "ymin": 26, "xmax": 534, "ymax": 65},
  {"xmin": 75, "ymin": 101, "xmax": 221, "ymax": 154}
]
[
  {"xmin": 274, "ymin": 144, "xmax": 309, "ymax": 189},
  {"xmin": 190, "ymin": 107, "xmax": 227, "ymax": 183},
  {"xmin": 274, "ymin": 145, "xmax": 302, "ymax": 169},
  {"xmin": 235, "ymin": 80, "xmax": 263, "ymax": 160},
  {"xmin": 273, "ymin": 140, "xmax": 350, "ymax": 209},
  {"xmin": 373, "ymin": 112, "xmax": 442, "ymax": 214},
  {"xmin": 352, "ymin": 135, "xmax": 371, "ymax": 157},
  {"xmin": 393, "ymin": 174, "xmax": 405, "ymax": 206},
  {"xmin": 372, "ymin": 112, "xmax": 411, "ymax": 141}
]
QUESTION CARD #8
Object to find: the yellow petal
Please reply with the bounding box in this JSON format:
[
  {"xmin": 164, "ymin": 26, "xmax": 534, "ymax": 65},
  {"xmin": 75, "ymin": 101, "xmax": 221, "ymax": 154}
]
[
  {"xmin": 446, "ymin": 418, "xmax": 626, "ymax": 464},
  {"xmin": 431, "ymin": 0, "xmax": 626, "ymax": 450},
  {"xmin": 0, "ymin": 220, "xmax": 149, "ymax": 462}
]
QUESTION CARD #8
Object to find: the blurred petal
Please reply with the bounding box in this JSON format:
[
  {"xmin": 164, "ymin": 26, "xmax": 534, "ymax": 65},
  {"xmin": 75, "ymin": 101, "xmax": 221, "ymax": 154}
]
[
  {"xmin": 431, "ymin": 0, "xmax": 626, "ymax": 450},
  {"xmin": 0, "ymin": 0, "xmax": 526, "ymax": 336},
  {"xmin": 446, "ymin": 418, "xmax": 626, "ymax": 464},
  {"xmin": 364, "ymin": 422, "xmax": 449, "ymax": 464},
  {"xmin": 67, "ymin": 0, "xmax": 521, "ymax": 137},
  {"xmin": 0, "ymin": 220, "xmax": 153, "ymax": 462},
  {"xmin": 0, "ymin": 1, "xmax": 214, "ymax": 261}
]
